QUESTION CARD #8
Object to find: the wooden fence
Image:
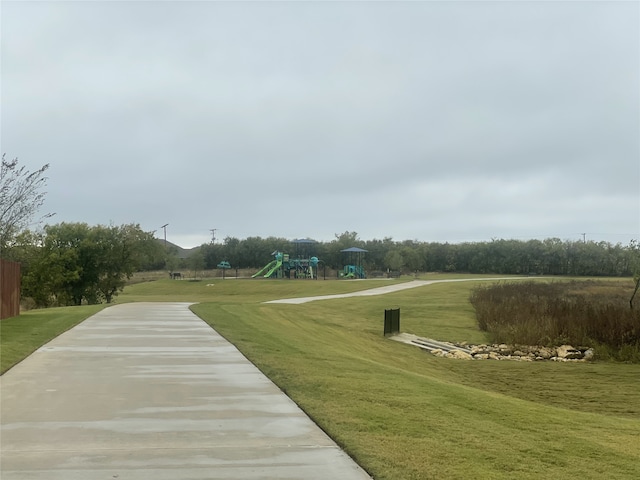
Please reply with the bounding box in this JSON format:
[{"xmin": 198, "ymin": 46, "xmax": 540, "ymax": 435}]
[{"xmin": 1, "ymin": 258, "xmax": 21, "ymax": 319}]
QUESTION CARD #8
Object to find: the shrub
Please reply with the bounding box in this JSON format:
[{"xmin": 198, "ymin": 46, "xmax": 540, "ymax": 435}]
[{"xmin": 469, "ymin": 280, "xmax": 640, "ymax": 362}]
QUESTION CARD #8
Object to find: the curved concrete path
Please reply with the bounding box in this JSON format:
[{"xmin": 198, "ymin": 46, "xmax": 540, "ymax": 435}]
[
  {"xmin": 265, "ymin": 277, "xmax": 525, "ymax": 304},
  {"xmin": 1, "ymin": 302, "xmax": 372, "ymax": 480}
]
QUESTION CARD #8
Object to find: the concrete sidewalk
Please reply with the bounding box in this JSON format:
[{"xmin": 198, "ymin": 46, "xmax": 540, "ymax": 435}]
[
  {"xmin": 264, "ymin": 280, "xmax": 433, "ymax": 304},
  {"xmin": 265, "ymin": 277, "xmax": 526, "ymax": 304},
  {"xmin": 0, "ymin": 303, "xmax": 372, "ymax": 480}
]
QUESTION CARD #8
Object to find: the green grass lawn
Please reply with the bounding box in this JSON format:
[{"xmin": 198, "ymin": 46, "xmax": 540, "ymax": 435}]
[
  {"xmin": 2, "ymin": 275, "xmax": 639, "ymax": 479},
  {"xmin": 0, "ymin": 304, "xmax": 106, "ymax": 373},
  {"xmin": 190, "ymin": 278, "xmax": 640, "ymax": 479},
  {"xmin": 118, "ymin": 276, "xmax": 411, "ymax": 303}
]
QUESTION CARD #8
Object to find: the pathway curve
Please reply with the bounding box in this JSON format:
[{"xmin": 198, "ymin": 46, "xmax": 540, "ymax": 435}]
[
  {"xmin": 265, "ymin": 277, "xmax": 525, "ymax": 304},
  {"xmin": 0, "ymin": 302, "xmax": 372, "ymax": 480}
]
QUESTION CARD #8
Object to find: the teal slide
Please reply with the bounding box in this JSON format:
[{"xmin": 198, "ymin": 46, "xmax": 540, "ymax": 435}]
[
  {"xmin": 263, "ymin": 259, "xmax": 282, "ymax": 278},
  {"xmin": 252, "ymin": 260, "xmax": 277, "ymax": 278}
]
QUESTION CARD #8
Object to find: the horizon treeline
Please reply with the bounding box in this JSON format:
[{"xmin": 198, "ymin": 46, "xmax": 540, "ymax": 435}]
[
  {"xmin": 2, "ymin": 223, "xmax": 638, "ymax": 308},
  {"xmin": 197, "ymin": 231, "xmax": 638, "ymax": 277}
]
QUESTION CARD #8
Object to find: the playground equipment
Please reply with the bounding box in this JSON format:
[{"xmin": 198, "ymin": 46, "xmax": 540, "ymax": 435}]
[
  {"xmin": 252, "ymin": 252, "xmax": 284, "ymax": 278},
  {"xmin": 252, "ymin": 248, "xmax": 320, "ymax": 279},
  {"xmin": 252, "ymin": 251, "xmax": 319, "ymax": 279},
  {"xmin": 341, "ymin": 246, "xmax": 367, "ymax": 279}
]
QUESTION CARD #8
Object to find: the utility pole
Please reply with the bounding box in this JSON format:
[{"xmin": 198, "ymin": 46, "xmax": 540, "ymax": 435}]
[
  {"xmin": 161, "ymin": 224, "xmax": 169, "ymax": 249},
  {"xmin": 581, "ymin": 233, "xmax": 586, "ymax": 243},
  {"xmin": 210, "ymin": 228, "xmax": 217, "ymax": 244}
]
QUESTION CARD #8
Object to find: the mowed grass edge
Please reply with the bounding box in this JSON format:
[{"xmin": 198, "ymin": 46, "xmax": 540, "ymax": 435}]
[
  {"xmin": 190, "ymin": 279, "xmax": 640, "ymax": 480},
  {"xmin": 2, "ymin": 276, "xmax": 638, "ymax": 478},
  {"xmin": 0, "ymin": 304, "xmax": 107, "ymax": 374}
]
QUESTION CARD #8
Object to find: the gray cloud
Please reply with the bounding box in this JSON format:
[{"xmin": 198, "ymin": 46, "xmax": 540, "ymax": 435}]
[{"xmin": 2, "ymin": 1, "xmax": 638, "ymax": 247}]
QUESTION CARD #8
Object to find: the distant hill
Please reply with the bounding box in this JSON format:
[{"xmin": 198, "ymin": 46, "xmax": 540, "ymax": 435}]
[{"xmin": 154, "ymin": 239, "xmax": 200, "ymax": 258}]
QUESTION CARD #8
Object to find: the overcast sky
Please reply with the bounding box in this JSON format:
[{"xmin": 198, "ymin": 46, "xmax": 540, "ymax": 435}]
[{"xmin": 2, "ymin": 1, "xmax": 639, "ymax": 248}]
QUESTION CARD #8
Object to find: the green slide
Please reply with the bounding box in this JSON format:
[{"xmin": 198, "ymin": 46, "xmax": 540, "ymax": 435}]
[
  {"xmin": 264, "ymin": 259, "xmax": 282, "ymax": 278},
  {"xmin": 251, "ymin": 260, "xmax": 277, "ymax": 278}
]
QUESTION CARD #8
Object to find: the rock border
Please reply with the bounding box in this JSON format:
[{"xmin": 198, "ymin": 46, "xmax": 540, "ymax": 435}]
[
  {"xmin": 390, "ymin": 333, "xmax": 594, "ymax": 362},
  {"xmin": 432, "ymin": 343, "xmax": 594, "ymax": 362}
]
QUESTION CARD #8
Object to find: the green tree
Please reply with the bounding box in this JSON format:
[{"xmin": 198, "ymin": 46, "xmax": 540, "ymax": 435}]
[
  {"xmin": 325, "ymin": 231, "xmax": 362, "ymax": 269},
  {"xmin": 92, "ymin": 224, "xmax": 159, "ymax": 302},
  {"xmin": 21, "ymin": 224, "xmax": 87, "ymax": 306},
  {"xmin": 165, "ymin": 253, "xmax": 181, "ymax": 274},
  {"xmin": 22, "ymin": 222, "xmax": 157, "ymax": 306},
  {"xmin": 135, "ymin": 233, "xmax": 166, "ymax": 271},
  {"xmin": 384, "ymin": 250, "xmax": 404, "ymax": 272},
  {"xmin": 200, "ymin": 242, "xmax": 223, "ymax": 269},
  {"xmin": 362, "ymin": 237, "xmax": 394, "ymax": 270},
  {"xmin": 542, "ymin": 238, "xmax": 567, "ymax": 275},
  {"xmin": 188, "ymin": 249, "xmax": 205, "ymax": 280},
  {"xmin": 222, "ymin": 236, "xmax": 241, "ymax": 267}
]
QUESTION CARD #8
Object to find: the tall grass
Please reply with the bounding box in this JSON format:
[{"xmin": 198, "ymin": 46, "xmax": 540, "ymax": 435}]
[{"xmin": 469, "ymin": 280, "xmax": 640, "ymax": 361}]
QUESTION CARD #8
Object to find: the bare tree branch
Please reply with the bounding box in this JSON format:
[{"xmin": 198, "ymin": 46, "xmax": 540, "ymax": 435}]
[{"xmin": 0, "ymin": 154, "xmax": 54, "ymax": 250}]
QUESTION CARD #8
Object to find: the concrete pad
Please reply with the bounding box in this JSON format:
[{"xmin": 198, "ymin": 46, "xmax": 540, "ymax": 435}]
[{"xmin": 0, "ymin": 303, "xmax": 372, "ymax": 479}]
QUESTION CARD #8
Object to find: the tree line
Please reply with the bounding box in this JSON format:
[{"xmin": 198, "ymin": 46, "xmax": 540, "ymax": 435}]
[
  {"xmin": 2, "ymin": 225, "xmax": 638, "ymax": 308},
  {"xmin": 199, "ymin": 231, "xmax": 638, "ymax": 277}
]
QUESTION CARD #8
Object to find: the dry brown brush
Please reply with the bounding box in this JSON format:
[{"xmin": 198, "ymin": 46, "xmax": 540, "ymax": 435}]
[{"xmin": 469, "ymin": 280, "xmax": 640, "ymax": 362}]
